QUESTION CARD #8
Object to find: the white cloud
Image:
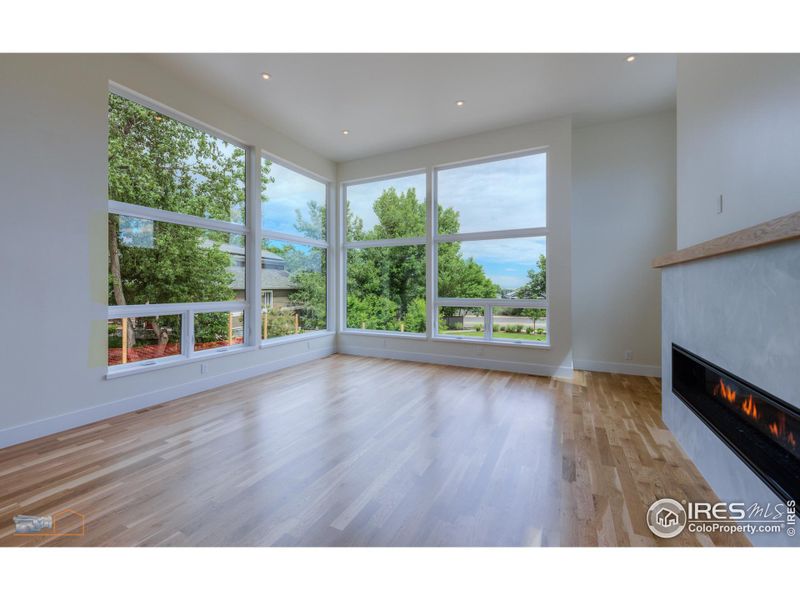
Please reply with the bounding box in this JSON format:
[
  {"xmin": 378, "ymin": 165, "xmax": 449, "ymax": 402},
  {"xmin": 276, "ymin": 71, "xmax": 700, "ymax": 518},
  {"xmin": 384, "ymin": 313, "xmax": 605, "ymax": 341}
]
[{"xmin": 437, "ymin": 153, "xmax": 546, "ymax": 233}]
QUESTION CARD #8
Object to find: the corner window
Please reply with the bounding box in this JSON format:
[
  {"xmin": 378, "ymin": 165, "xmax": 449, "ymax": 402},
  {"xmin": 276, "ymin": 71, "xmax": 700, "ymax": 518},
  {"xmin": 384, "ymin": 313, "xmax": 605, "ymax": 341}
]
[
  {"xmin": 260, "ymin": 157, "xmax": 329, "ymax": 342},
  {"xmin": 343, "ymin": 173, "xmax": 427, "ymax": 334},
  {"xmin": 107, "ymin": 90, "xmax": 248, "ymax": 370},
  {"xmin": 434, "ymin": 151, "xmax": 548, "ymax": 345}
]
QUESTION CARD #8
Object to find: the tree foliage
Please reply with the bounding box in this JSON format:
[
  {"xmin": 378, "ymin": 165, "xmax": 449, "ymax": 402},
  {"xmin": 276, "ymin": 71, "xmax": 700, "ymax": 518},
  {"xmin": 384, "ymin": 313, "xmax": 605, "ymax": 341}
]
[
  {"xmin": 345, "ymin": 186, "xmax": 498, "ymax": 330},
  {"xmin": 108, "ymin": 94, "xmax": 244, "ymax": 347},
  {"xmin": 518, "ymin": 254, "xmax": 547, "ymax": 329}
]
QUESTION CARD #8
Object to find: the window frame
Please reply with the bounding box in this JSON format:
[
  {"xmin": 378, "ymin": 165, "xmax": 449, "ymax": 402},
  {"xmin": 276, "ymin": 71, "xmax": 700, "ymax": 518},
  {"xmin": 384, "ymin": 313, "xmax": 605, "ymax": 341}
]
[
  {"xmin": 106, "ymin": 85, "xmax": 334, "ymax": 378},
  {"xmin": 340, "ymin": 169, "xmax": 428, "ymax": 337},
  {"xmin": 337, "ymin": 148, "xmax": 550, "ymax": 347},
  {"xmin": 259, "ymin": 152, "xmax": 333, "ymax": 347},
  {"xmin": 432, "ymin": 148, "xmax": 550, "ymax": 347}
]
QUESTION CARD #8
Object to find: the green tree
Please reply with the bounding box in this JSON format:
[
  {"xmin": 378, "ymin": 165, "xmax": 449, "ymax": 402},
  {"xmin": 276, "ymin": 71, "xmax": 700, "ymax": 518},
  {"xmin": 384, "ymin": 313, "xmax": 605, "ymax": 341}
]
[
  {"xmin": 518, "ymin": 254, "xmax": 547, "ymax": 330},
  {"xmin": 345, "ymin": 186, "xmax": 499, "ymax": 328},
  {"xmin": 108, "ymin": 94, "xmax": 244, "ymax": 351}
]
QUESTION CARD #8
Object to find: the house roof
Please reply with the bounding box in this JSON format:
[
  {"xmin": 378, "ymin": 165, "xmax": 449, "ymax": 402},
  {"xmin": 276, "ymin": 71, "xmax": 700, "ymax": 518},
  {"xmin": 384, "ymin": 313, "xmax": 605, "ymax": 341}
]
[{"xmin": 227, "ymin": 267, "xmax": 296, "ymax": 291}]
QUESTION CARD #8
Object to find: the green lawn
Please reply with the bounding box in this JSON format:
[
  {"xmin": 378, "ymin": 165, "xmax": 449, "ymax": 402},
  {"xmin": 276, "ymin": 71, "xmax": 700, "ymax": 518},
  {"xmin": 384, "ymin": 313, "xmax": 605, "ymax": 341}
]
[{"xmin": 441, "ymin": 330, "xmax": 546, "ymax": 342}]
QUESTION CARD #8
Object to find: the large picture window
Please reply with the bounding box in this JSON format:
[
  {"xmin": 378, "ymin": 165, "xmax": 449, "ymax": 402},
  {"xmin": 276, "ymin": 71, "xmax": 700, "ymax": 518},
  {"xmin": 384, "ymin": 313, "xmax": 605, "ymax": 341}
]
[
  {"xmin": 107, "ymin": 90, "xmax": 331, "ymax": 374},
  {"xmin": 260, "ymin": 157, "xmax": 329, "ymax": 341},
  {"xmin": 434, "ymin": 151, "xmax": 548, "ymax": 345},
  {"xmin": 343, "ymin": 174, "xmax": 427, "ymax": 333},
  {"xmin": 341, "ymin": 151, "xmax": 548, "ymax": 344},
  {"xmin": 107, "ymin": 90, "xmax": 250, "ymax": 371}
]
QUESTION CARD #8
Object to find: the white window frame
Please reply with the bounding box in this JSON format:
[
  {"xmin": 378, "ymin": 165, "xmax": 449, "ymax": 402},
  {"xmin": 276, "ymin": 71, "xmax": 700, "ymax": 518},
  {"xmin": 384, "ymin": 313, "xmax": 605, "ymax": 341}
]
[
  {"xmin": 337, "ymin": 149, "xmax": 550, "ymax": 347},
  {"xmin": 340, "ymin": 169, "xmax": 428, "ymax": 337},
  {"xmin": 261, "ymin": 290, "xmax": 273, "ymax": 310},
  {"xmin": 107, "ymin": 89, "xmax": 336, "ymax": 377},
  {"xmin": 259, "ymin": 152, "xmax": 333, "ymax": 347},
  {"xmin": 432, "ymin": 148, "xmax": 550, "ymax": 347}
]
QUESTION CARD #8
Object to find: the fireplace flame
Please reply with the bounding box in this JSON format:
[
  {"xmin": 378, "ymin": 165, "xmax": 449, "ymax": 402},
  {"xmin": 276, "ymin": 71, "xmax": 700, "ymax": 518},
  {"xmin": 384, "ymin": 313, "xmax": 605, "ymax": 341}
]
[
  {"xmin": 712, "ymin": 376, "xmax": 798, "ymax": 454},
  {"xmin": 742, "ymin": 395, "xmax": 759, "ymax": 420},
  {"xmin": 717, "ymin": 380, "xmax": 737, "ymax": 403}
]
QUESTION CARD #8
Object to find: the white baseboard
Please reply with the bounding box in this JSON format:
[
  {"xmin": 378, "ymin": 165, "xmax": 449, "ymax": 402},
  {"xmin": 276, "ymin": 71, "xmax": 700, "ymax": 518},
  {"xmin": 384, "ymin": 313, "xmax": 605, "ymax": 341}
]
[
  {"xmin": 0, "ymin": 347, "xmax": 334, "ymax": 450},
  {"xmin": 338, "ymin": 344, "xmax": 574, "ymax": 379},
  {"xmin": 572, "ymin": 358, "xmax": 661, "ymax": 377}
]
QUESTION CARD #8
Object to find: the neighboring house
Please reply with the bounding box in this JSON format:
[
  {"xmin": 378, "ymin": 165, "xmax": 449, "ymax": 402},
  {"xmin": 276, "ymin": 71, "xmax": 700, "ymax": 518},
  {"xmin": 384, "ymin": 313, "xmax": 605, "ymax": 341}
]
[{"xmin": 218, "ymin": 244, "xmax": 298, "ymax": 310}]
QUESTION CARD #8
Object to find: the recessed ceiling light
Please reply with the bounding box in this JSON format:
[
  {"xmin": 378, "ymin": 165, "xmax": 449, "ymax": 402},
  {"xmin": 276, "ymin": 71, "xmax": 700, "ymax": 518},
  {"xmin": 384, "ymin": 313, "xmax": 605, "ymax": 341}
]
[
  {"xmin": 342, "ymin": 129, "xmax": 350, "ymax": 135},
  {"xmin": 625, "ymin": 55, "xmax": 637, "ymax": 63},
  {"xmin": 455, "ymin": 100, "xmax": 465, "ymax": 107},
  {"xmin": 261, "ymin": 72, "xmax": 271, "ymax": 80}
]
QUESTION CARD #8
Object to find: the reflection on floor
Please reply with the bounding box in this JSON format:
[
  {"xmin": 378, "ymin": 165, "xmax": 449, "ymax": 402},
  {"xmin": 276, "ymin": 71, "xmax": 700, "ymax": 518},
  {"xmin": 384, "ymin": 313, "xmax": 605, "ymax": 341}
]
[{"xmin": 0, "ymin": 355, "xmax": 749, "ymax": 546}]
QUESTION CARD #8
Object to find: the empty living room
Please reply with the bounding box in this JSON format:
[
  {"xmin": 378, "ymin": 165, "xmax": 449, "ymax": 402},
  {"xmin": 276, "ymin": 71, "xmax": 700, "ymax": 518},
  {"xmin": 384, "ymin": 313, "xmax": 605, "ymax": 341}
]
[{"xmin": 1, "ymin": 3, "xmax": 798, "ymax": 597}]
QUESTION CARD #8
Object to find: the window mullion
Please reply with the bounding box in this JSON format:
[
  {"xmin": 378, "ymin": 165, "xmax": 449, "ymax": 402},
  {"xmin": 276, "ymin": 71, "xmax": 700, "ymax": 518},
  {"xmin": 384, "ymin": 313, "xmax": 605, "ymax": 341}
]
[
  {"xmin": 246, "ymin": 146, "xmax": 262, "ymax": 347},
  {"xmin": 184, "ymin": 309, "xmax": 194, "ymax": 359},
  {"xmin": 108, "ymin": 200, "xmax": 247, "ymax": 236},
  {"xmin": 426, "ymin": 166, "xmax": 435, "ymax": 340}
]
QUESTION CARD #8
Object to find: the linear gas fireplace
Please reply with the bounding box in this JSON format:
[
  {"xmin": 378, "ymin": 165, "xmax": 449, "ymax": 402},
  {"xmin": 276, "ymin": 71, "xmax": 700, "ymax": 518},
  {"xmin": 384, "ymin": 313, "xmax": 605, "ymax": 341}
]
[{"xmin": 672, "ymin": 344, "xmax": 800, "ymax": 503}]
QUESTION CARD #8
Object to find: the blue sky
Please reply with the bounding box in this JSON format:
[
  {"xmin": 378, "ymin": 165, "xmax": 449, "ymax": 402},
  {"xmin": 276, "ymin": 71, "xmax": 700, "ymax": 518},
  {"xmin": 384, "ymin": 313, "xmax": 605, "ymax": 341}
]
[
  {"xmin": 347, "ymin": 154, "xmax": 546, "ymax": 290},
  {"xmin": 263, "ymin": 160, "xmax": 326, "ymax": 238},
  {"xmin": 453, "ymin": 237, "xmax": 546, "ymax": 290}
]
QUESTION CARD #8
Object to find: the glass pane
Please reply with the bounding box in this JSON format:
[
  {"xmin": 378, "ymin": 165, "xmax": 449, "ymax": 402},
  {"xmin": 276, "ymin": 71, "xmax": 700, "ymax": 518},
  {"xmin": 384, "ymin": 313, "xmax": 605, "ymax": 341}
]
[
  {"xmin": 108, "ymin": 93, "xmax": 245, "ymax": 224},
  {"xmin": 437, "ymin": 306, "xmax": 484, "ymax": 338},
  {"xmin": 492, "ymin": 307, "xmax": 547, "ymax": 343},
  {"xmin": 345, "ymin": 173, "xmax": 426, "ymax": 241},
  {"xmin": 194, "ymin": 311, "xmax": 244, "ymax": 351},
  {"xmin": 262, "ymin": 159, "xmax": 326, "ymax": 240},
  {"xmin": 437, "ymin": 237, "xmax": 546, "ymax": 300},
  {"xmin": 109, "ymin": 215, "xmax": 245, "ymax": 306},
  {"xmin": 437, "ymin": 153, "xmax": 546, "ymax": 234},
  {"xmin": 261, "ymin": 240, "xmax": 327, "ymax": 339},
  {"xmin": 346, "ymin": 245, "xmax": 426, "ymax": 333},
  {"xmin": 108, "ymin": 315, "xmax": 181, "ymax": 366}
]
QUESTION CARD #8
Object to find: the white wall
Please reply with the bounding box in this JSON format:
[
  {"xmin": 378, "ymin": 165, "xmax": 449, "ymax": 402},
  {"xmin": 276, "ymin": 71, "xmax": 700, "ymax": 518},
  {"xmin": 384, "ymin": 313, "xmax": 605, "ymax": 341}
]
[
  {"xmin": 336, "ymin": 118, "xmax": 573, "ymax": 377},
  {"xmin": 0, "ymin": 55, "xmax": 336, "ymax": 447},
  {"xmin": 572, "ymin": 111, "xmax": 676, "ymax": 376},
  {"xmin": 677, "ymin": 54, "xmax": 800, "ymax": 248}
]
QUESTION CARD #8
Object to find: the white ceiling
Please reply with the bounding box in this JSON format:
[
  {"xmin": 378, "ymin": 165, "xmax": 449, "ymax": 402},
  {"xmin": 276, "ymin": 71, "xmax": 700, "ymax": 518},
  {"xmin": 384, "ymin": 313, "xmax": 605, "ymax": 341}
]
[{"xmin": 147, "ymin": 54, "xmax": 677, "ymax": 163}]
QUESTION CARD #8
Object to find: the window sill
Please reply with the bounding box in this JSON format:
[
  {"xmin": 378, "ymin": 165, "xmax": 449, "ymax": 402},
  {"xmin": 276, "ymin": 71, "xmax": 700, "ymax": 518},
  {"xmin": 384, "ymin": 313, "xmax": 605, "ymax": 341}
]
[
  {"xmin": 341, "ymin": 329, "xmax": 427, "ymax": 339},
  {"xmin": 105, "ymin": 345, "xmax": 256, "ymax": 380},
  {"xmin": 432, "ymin": 335, "xmax": 551, "ymax": 349},
  {"xmin": 260, "ymin": 330, "xmax": 335, "ymax": 348}
]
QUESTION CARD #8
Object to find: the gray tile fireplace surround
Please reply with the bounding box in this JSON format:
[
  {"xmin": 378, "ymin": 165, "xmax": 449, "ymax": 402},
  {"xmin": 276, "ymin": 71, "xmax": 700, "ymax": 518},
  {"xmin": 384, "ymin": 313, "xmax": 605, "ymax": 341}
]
[{"xmin": 661, "ymin": 240, "xmax": 799, "ymax": 546}]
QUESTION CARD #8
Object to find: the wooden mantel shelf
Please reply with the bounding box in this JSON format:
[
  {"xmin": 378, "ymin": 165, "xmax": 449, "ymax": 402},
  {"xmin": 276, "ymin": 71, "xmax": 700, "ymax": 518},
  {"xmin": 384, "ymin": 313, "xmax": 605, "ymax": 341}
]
[{"xmin": 653, "ymin": 210, "xmax": 800, "ymax": 268}]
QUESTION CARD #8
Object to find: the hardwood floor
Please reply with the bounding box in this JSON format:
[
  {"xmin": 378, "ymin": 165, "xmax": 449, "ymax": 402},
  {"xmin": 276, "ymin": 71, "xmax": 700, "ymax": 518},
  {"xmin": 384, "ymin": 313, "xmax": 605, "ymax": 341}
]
[{"xmin": 0, "ymin": 355, "xmax": 749, "ymax": 546}]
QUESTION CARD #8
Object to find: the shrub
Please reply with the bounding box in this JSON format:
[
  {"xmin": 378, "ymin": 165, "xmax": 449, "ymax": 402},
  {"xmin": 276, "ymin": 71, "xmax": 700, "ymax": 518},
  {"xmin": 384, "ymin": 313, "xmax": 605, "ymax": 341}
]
[
  {"xmin": 492, "ymin": 324, "xmax": 499, "ymax": 332},
  {"xmin": 403, "ymin": 297, "xmax": 427, "ymax": 333},
  {"xmin": 263, "ymin": 308, "xmax": 296, "ymax": 339},
  {"xmin": 525, "ymin": 326, "xmax": 533, "ymax": 334},
  {"xmin": 474, "ymin": 324, "xmax": 482, "ymax": 332},
  {"xmin": 535, "ymin": 328, "xmax": 545, "ymax": 335},
  {"xmin": 346, "ymin": 294, "xmax": 398, "ymax": 330}
]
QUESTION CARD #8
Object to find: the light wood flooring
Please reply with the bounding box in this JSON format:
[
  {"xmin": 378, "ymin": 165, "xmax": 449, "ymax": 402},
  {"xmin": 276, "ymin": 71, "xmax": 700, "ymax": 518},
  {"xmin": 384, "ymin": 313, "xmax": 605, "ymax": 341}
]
[{"xmin": 0, "ymin": 355, "xmax": 749, "ymax": 546}]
